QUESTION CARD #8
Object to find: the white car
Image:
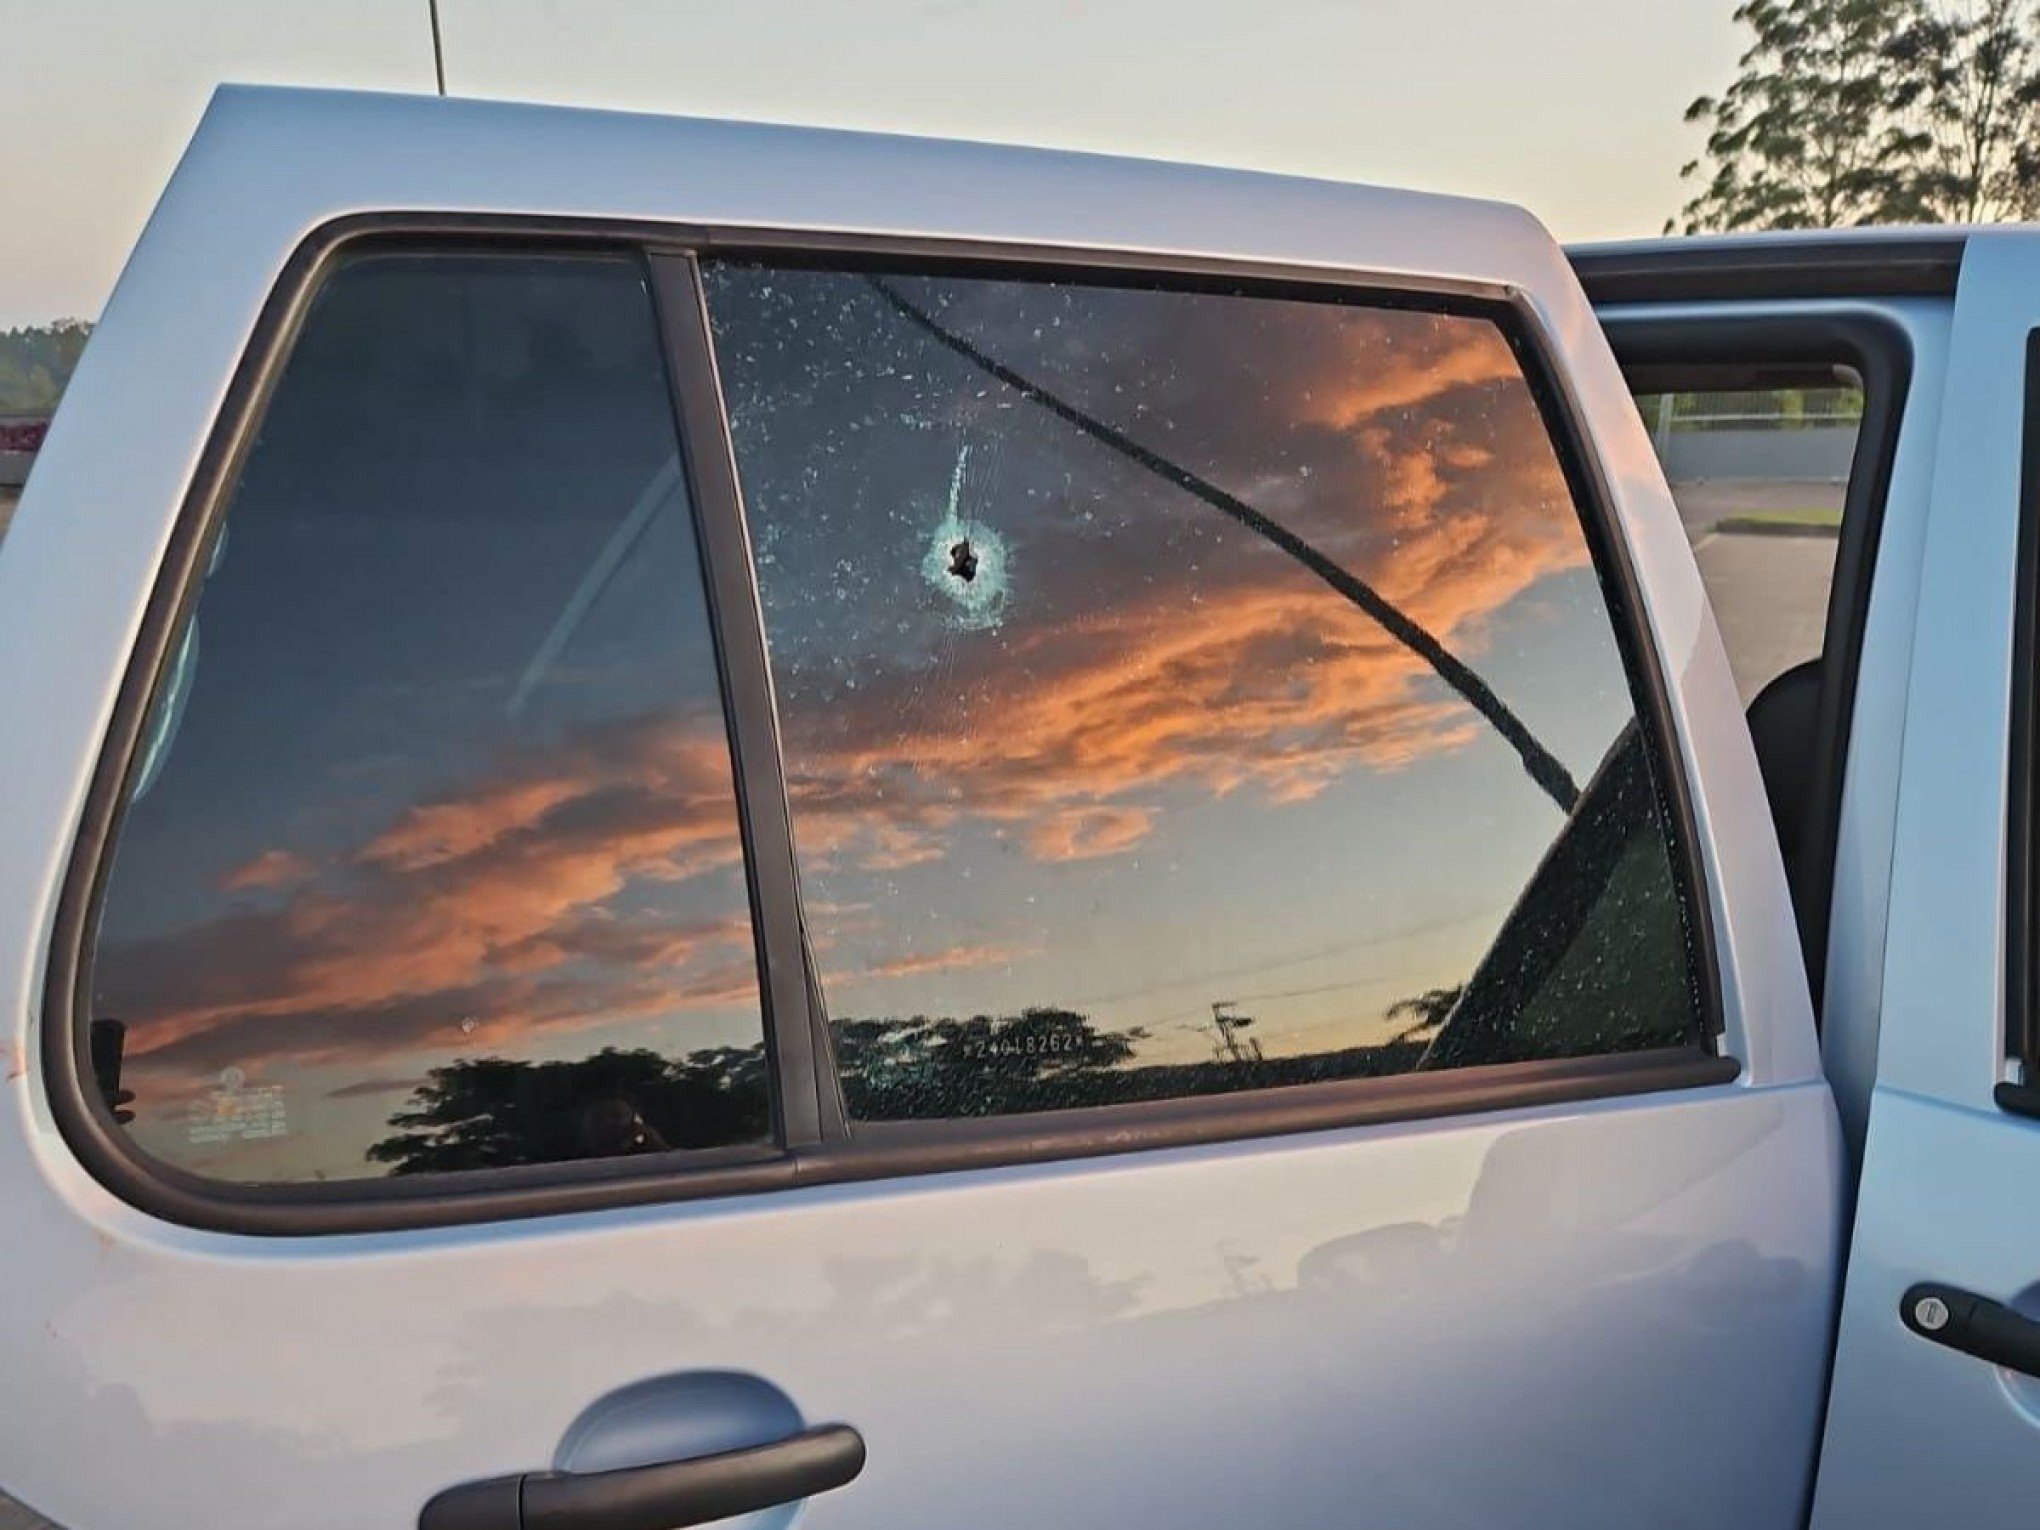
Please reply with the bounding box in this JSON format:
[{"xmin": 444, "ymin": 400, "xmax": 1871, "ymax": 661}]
[{"xmin": 1, "ymin": 86, "xmax": 2036, "ymax": 1530}]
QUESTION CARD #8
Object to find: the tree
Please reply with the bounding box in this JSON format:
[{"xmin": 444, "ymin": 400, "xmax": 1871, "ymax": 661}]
[
  {"xmin": 1885, "ymin": 1, "xmax": 2040, "ymax": 220},
  {"xmin": 1384, "ymin": 985, "xmax": 1464, "ymax": 1045},
  {"xmin": 1675, "ymin": 0, "xmax": 2040, "ymax": 231},
  {"xmin": 367, "ymin": 1044, "xmax": 770, "ymax": 1174},
  {"xmin": 833, "ymin": 1007, "xmax": 1146, "ymax": 1119},
  {"xmin": 0, "ymin": 319, "xmax": 92, "ymax": 413},
  {"xmin": 1673, "ymin": 0, "xmax": 1938, "ymax": 231}
]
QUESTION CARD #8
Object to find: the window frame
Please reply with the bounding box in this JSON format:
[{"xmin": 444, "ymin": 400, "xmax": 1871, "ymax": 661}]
[
  {"xmin": 43, "ymin": 229, "xmax": 811, "ymax": 1232},
  {"xmin": 44, "ymin": 214, "xmax": 1734, "ymax": 1235},
  {"xmin": 1595, "ymin": 308, "xmax": 1916, "ymax": 1014},
  {"xmin": 2001, "ymin": 328, "xmax": 2040, "ymax": 1119}
]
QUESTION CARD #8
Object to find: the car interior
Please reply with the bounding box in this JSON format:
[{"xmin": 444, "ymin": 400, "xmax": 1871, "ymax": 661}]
[{"xmin": 1613, "ymin": 344, "xmax": 1895, "ymax": 1014}]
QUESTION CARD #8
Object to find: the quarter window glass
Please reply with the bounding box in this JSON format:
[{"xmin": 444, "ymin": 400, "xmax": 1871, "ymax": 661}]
[
  {"xmin": 705, "ymin": 265, "xmax": 1704, "ymax": 1122},
  {"xmin": 88, "ymin": 252, "xmax": 769, "ymax": 1184}
]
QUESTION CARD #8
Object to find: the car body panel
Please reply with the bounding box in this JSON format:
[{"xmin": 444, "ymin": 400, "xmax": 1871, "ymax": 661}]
[
  {"xmin": 0, "ymin": 88, "xmax": 1835, "ymax": 1529},
  {"xmin": 1811, "ymin": 229, "xmax": 2040, "ymax": 1530}
]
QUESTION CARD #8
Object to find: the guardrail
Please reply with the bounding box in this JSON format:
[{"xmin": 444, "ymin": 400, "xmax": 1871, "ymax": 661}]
[
  {"xmin": 1640, "ymin": 388, "xmax": 1864, "ymax": 436},
  {"xmin": 1636, "ymin": 389, "xmax": 1861, "ymax": 484}
]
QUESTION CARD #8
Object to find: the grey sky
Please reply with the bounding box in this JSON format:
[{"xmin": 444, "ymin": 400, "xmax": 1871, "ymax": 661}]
[{"xmin": 0, "ymin": 0, "xmax": 1744, "ymax": 330}]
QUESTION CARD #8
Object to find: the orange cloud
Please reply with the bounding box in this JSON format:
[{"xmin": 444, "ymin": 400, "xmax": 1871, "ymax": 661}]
[
  {"xmin": 848, "ymin": 943, "xmax": 1031, "ymax": 982},
  {"xmin": 1296, "ymin": 316, "xmax": 1525, "ymax": 431},
  {"xmin": 104, "ymin": 712, "xmax": 762, "ymax": 1088},
  {"xmin": 222, "ymin": 849, "xmax": 315, "ymax": 892},
  {"xmin": 1027, "ymin": 805, "xmax": 1156, "ymax": 862},
  {"xmin": 360, "ymin": 776, "xmax": 585, "ymax": 872},
  {"xmin": 777, "ymin": 417, "xmax": 1583, "ymax": 878},
  {"xmin": 109, "ymin": 294, "xmax": 1609, "ymax": 1122}
]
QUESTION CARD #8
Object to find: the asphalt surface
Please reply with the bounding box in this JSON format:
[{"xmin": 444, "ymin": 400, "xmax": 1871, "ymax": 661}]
[{"xmin": 1668, "ymin": 478, "xmax": 1845, "ymax": 706}]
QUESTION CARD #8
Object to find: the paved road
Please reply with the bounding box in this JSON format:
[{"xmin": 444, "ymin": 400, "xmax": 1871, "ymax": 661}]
[
  {"xmin": 1669, "ymin": 478, "xmax": 1843, "ymax": 706},
  {"xmin": 1689, "ymin": 528, "xmax": 1837, "ymax": 704}
]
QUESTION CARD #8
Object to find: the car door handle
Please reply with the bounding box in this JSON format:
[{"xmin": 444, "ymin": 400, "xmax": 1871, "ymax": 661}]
[
  {"xmin": 1901, "ymin": 1282, "xmax": 2040, "ymax": 1379},
  {"xmin": 420, "ymin": 1422, "xmax": 866, "ymax": 1530}
]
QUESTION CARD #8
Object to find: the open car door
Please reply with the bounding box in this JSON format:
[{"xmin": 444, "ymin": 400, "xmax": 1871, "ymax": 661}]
[
  {"xmin": 1811, "ymin": 233, "xmax": 2040, "ymax": 1530},
  {"xmin": 0, "ymin": 87, "xmax": 1840, "ymax": 1530}
]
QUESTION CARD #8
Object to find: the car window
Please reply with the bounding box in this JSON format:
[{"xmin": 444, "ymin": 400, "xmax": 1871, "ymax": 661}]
[
  {"xmin": 704, "ymin": 264, "xmax": 1705, "ymax": 1123},
  {"xmin": 1633, "ymin": 381, "xmax": 1862, "ymax": 702},
  {"xmin": 86, "ymin": 250, "xmax": 769, "ymax": 1185}
]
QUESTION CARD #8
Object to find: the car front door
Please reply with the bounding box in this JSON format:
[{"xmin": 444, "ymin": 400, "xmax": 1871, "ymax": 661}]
[
  {"xmin": 0, "ymin": 86, "xmax": 1840, "ymax": 1530},
  {"xmin": 1811, "ymin": 231, "xmax": 2040, "ymax": 1530}
]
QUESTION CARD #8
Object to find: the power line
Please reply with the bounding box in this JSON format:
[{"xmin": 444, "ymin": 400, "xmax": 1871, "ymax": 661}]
[
  {"xmin": 1051, "ymin": 904, "xmax": 1494, "ymax": 1015},
  {"xmin": 1145, "ymin": 972, "xmax": 1409, "ymax": 1036}
]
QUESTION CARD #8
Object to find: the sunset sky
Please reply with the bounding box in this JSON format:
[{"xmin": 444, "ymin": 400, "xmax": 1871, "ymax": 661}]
[
  {"xmin": 710, "ymin": 266, "xmax": 1650, "ymax": 1068},
  {"xmin": 92, "ymin": 248, "xmax": 1689, "ymax": 1181},
  {"xmin": 0, "ymin": 0, "xmax": 1749, "ymax": 329}
]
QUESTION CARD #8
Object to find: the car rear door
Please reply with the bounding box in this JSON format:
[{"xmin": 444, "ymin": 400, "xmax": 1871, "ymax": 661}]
[
  {"xmin": 0, "ymin": 85, "xmax": 1840, "ymax": 1530},
  {"xmin": 1811, "ymin": 230, "xmax": 2040, "ymax": 1530}
]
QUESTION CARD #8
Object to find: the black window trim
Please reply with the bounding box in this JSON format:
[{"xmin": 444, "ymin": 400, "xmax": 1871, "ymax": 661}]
[
  {"xmin": 1594, "ymin": 306, "xmax": 1916, "ymax": 1015},
  {"xmin": 43, "ymin": 212, "xmax": 1736, "ymax": 1236},
  {"xmin": 2001, "ymin": 329, "xmax": 2040, "ymax": 1120},
  {"xmin": 647, "ymin": 251, "xmax": 826, "ymax": 1149}
]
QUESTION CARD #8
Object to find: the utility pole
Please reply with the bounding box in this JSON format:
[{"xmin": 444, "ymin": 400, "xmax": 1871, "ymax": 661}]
[{"xmin": 1206, "ymin": 1002, "xmax": 1265, "ymax": 1068}]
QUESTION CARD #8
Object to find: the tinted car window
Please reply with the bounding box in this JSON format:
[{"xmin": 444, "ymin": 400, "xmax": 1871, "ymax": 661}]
[
  {"xmin": 88, "ymin": 251, "xmax": 769, "ymax": 1184},
  {"xmin": 704, "ymin": 264, "xmax": 1704, "ymax": 1122}
]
